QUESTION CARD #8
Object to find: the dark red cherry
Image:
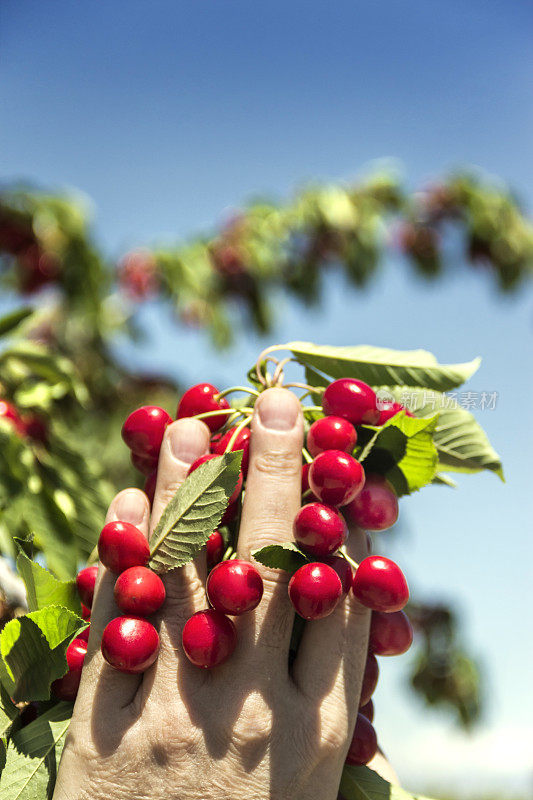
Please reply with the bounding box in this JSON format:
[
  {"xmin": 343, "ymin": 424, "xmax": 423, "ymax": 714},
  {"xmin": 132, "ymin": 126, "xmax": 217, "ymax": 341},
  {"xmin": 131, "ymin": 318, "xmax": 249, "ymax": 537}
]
[
  {"xmin": 345, "ymin": 475, "xmax": 399, "ymax": 531},
  {"xmin": 345, "ymin": 713, "xmax": 378, "ymax": 765},
  {"xmin": 308, "ymin": 450, "xmax": 365, "ymax": 507},
  {"xmin": 369, "ymin": 610, "xmax": 413, "ymax": 656},
  {"xmin": 182, "ymin": 609, "xmax": 237, "ymax": 668}
]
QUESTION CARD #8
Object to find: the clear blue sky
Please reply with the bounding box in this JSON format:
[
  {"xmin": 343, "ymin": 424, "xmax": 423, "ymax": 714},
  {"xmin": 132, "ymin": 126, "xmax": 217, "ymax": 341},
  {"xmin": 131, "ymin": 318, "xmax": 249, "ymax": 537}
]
[{"xmin": 1, "ymin": 1, "xmax": 532, "ymax": 794}]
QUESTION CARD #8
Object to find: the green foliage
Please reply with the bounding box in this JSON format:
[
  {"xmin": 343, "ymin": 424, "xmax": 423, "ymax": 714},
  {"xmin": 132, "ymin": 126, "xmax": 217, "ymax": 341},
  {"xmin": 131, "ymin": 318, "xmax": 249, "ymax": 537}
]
[
  {"xmin": 252, "ymin": 542, "xmax": 311, "ymax": 573},
  {"xmin": 340, "ymin": 765, "xmax": 434, "ymax": 799},
  {"xmin": 15, "ymin": 551, "xmax": 80, "ymax": 614},
  {"xmin": 148, "ymin": 451, "xmax": 242, "ymax": 572}
]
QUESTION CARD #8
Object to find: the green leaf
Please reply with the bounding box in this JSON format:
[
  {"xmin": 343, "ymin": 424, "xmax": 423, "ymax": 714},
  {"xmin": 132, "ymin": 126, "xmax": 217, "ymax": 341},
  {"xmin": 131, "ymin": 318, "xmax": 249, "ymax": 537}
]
[
  {"xmin": 0, "ymin": 701, "xmax": 71, "ymax": 799},
  {"xmin": 0, "ymin": 308, "xmax": 33, "ymax": 339},
  {"xmin": 0, "ymin": 685, "xmax": 18, "ymax": 738},
  {"xmin": 148, "ymin": 451, "xmax": 242, "ymax": 573},
  {"xmin": 358, "ymin": 413, "xmax": 439, "ymax": 496},
  {"xmin": 288, "ymin": 341, "xmax": 480, "ymax": 391},
  {"xmin": 340, "ymin": 765, "xmax": 435, "ymax": 800},
  {"xmin": 378, "ymin": 387, "xmax": 504, "ymax": 479},
  {"xmin": 16, "ymin": 551, "xmax": 80, "ymax": 614},
  {"xmin": 0, "ymin": 607, "xmax": 83, "ymax": 702},
  {"xmin": 432, "ymin": 472, "xmax": 458, "ymax": 488},
  {"xmin": 252, "ymin": 542, "xmax": 310, "ymax": 574}
]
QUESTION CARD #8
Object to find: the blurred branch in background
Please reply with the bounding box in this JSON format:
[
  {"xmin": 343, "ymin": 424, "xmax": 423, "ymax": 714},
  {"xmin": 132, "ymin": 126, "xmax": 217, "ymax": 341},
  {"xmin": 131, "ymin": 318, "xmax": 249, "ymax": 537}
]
[{"xmin": 0, "ymin": 166, "xmax": 531, "ymax": 729}]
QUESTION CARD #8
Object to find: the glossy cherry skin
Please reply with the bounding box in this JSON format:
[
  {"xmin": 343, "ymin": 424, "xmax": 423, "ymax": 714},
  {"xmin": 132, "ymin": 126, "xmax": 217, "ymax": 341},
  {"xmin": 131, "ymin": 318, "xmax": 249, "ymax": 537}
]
[
  {"xmin": 0, "ymin": 399, "xmax": 26, "ymax": 436},
  {"xmin": 206, "ymin": 530, "xmax": 225, "ymax": 569},
  {"xmin": 81, "ymin": 603, "xmax": 91, "ymax": 621},
  {"xmin": 359, "ymin": 699, "xmax": 374, "ymax": 723},
  {"xmin": 345, "ymin": 475, "xmax": 399, "ymax": 531},
  {"xmin": 301, "ymin": 462, "xmax": 310, "ymax": 494},
  {"xmin": 369, "ymin": 609, "xmax": 413, "ymax": 656},
  {"xmin": 188, "ymin": 454, "xmax": 243, "ymax": 506},
  {"xmin": 322, "ymin": 379, "xmax": 380, "ymax": 426},
  {"xmin": 77, "ymin": 625, "xmax": 90, "ymax": 643},
  {"xmin": 206, "ymin": 560, "xmax": 263, "ymax": 615},
  {"xmin": 288, "ymin": 563, "xmax": 343, "ymax": 620},
  {"xmin": 359, "ymin": 653, "xmax": 379, "ymax": 706},
  {"xmin": 114, "ymin": 566, "xmax": 166, "ymax": 616},
  {"xmin": 121, "ymin": 406, "xmax": 172, "ymax": 458},
  {"xmin": 177, "ymin": 383, "xmax": 231, "ymax": 433},
  {"xmin": 98, "ymin": 521, "xmax": 150, "ymax": 573},
  {"xmin": 293, "ymin": 502, "xmax": 347, "ymax": 557},
  {"xmin": 131, "ymin": 450, "xmax": 159, "ymax": 475},
  {"xmin": 323, "ymin": 555, "xmax": 353, "ymax": 596},
  {"xmin": 377, "ymin": 401, "xmax": 414, "ymax": 425},
  {"xmin": 352, "ymin": 556, "xmax": 409, "ymax": 612},
  {"xmin": 307, "ymin": 416, "xmax": 357, "ymax": 458},
  {"xmin": 76, "ymin": 565, "xmax": 98, "ymax": 609},
  {"xmin": 345, "ymin": 713, "xmax": 378, "ymax": 765},
  {"xmin": 182, "ymin": 609, "xmax": 237, "ymax": 668},
  {"xmin": 211, "ymin": 426, "xmax": 251, "ymax": 476},
  {"xmin": 144, "ymin": 470, "xmax": 157, "ymax": 505},
  {"xmin": 51, "ymin": 637, "xmax": 87, "ymax": 701},
  {"xmin": 101, "ymin": 616, "xmax": 160, "ymax": 673},
  {"xmin": 308, "ymin": 450, "xmax": 365, "ymax": 507}
]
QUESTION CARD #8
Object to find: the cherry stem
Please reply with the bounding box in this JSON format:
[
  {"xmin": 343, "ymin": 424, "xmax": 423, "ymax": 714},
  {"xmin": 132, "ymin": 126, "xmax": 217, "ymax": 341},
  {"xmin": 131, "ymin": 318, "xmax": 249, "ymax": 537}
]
[
  {"xmin": 225, "ymin": 416, "xmax": 252, "ymax": 452},
  {"xmin": 284, "ymin": 383, "xmax": 325, "ymax": 396},
  {"xmin": 302, "ymin": 447, "xmax": 313, "ymax": 464},
  {"xmin": 301, "ymin": 405, "xmax": 324, "ymax": 415},
  {"xmin": 222, "ymin": 546, "xmax": 234, "ymax": 562},
  {"xmin": 193, "ymin": 407, "xmax": 254, "ymax": 421},
  {"xmin": 340, "ymin": 551, "xmax": 359, "ymax": 571},
  {"xmin": 255, "ymin": 344, "xmax": 289, "ymax": 387},
  {"xmin": 215, "ymin": 386, "xmax": 260, "ymax": 401}
]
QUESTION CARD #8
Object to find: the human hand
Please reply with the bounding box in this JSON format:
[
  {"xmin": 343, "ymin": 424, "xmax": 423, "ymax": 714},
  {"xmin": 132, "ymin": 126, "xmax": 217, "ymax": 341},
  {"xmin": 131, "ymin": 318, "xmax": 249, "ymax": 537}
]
[{"xmin": 53, "ymin": 388, "xmax": 372, "ymax": 800}]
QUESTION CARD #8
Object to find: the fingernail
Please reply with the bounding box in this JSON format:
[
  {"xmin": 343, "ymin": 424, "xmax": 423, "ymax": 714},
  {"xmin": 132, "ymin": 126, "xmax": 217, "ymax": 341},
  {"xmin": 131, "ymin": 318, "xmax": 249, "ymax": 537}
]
[
  {"xmin": 168, "ymin": 418, "xmax": 210, "ymax": 463},
  {"xmin": 115, "ymin": 489, "xmax": 146, "ymax": 525},
  {"xmin": 257, "ymin": 388, "xmax": 300, "ymax": 431}
]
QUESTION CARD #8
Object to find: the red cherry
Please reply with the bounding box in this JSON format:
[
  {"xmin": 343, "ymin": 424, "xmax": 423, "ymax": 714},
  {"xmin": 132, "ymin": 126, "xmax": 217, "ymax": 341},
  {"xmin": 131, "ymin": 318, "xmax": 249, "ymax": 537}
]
[
  {"xmin": 51, "ymin": 637, "xmax": 87, "ymax": 701},
  {"xmin": 369, "ymin": 610, "xmax": 413, "ymax": 656},
  {"xmin": 211, "ymin": 426, "xmax": 251, "ymax": 476},
  {"xmin": 322, "ymin": 379, "xmax": 380, "ymax": 426},
  {"xmin": 81, "ymin": 603, "xmax": 91, "ymax": 621},
  {"xmin": 345, "ymin": 475, "xmax": 399, "ymax": 531},
  {"xmin": 144, "ymin": 470, "xmax": 157, "ymax": 505},
  {"xmin": 0, "ymin": 399, "xmax": 26, "ymax": 436},
  {"xmin": 293, "ymin": 502, "xmax": 347, "ymax": 557},
  {"xmin": 131, "ymin": 451, "xmax": 159, "ymax": 475},
  {"xmin": 122, "ymin": 406, "xmax": 172, "ymax": 458},
  {"xmin": 288, "ymin": 563, "xmax": 343, "ymax": 620},
  {"xmin": 221, "ymin": 498, "xmax": 239, "ymax": 526},
  {"xmin": 377, "ymin": 401, "xmax": 414, "ymax": 425},
  {"xmin": 359, "ymin": 699, "xmax": 374, "ymax": 722},
  {"xmin": 301, "ymin": 462, "xmax": 310, "ymax": 494},
  {"xmin": 182, "ymin": 609, "xmax": 237, "ymax": 668},
  {"xmin": 359, "ymin": 653, "xmax": 379, "ymax": 706},
  {"xmin": 345, "ymin": 713, "xmax": 378, "ymax": 765},
  {"xmin": 308, "ymin": 450, "xmax": 365, "ymax": 507},
  {"xmin": 352, "ymin": 556, "xmax": 409, "ymax": 612},
  {"xmin": 114, "ymin": 566, "xmax": 166, "ymax": 616},
  {"xmin": 307, "ymin": 416, "xmax": 357, "ymax": 457},
  {"xmin": 206, "ymin": 530, "xmax": 225, "ymax": 569},
  {"xmin": 76, "ymin": 565, "xmax": 98, "ymax": 609},
  {"xmin": 101, "ymin": 616, "xmax": 160, "ymax": 673},
  {"xmin": 323, "ymin": 555, "xmax": 353, "ymax": 595},
  {"xmin": 77, "ymin": 625, "xmax": 90, "ymax": 643},
  {"xmin": 23, "ymin": 414, "xmax": 48, "ymax": 443},
  {"xmin": 177, "ymin": 383, "xmax": 230, "ymax": 433},
  {"xmin": 98, "ymin": 521, "xmax": 150, "ymax": 573},
  {"xmin": 206, "ymin": 560, "xmax": 263, "ymax": 615},
  {"xmin": 188, "ymin": 454, "xmax": 243, "ymax": 505}
]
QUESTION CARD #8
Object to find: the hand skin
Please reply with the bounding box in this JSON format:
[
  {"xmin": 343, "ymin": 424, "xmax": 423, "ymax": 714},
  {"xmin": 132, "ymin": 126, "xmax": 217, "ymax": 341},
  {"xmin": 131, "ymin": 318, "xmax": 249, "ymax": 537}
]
[{"xmin": 53, "ymin": 388, "xmax": 389, "ymax": 800}]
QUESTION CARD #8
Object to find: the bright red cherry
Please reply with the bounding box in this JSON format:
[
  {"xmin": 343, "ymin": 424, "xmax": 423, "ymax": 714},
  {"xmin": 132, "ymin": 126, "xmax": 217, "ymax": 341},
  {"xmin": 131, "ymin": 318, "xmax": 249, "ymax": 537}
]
[
  {"xmin": 101, "ymin": 616, "xmax": 160, "ymax": 673},
  {"xmin": 323, "ymin": 555, "xmax": 353, "ymax": 596},
  {"xmin": 182, "ymin": 609, "xmax": 237, "ymax": 668},
  {"xmin": 377, "ymin": 401, "xmax": 414, "ymax": 425},
  {"xmin": 76, "ymin": 565, "xmax": 98, "ymax": 609},
  {"xmin": 98, "ymin": 521, "xmax": 150, "ymax": 573},
  {"xmin": 345, "ymin": 713, "xmax": 378, "ymax": 765},
  {"xmin": 81, "ymin": 603, "xmax": 91, "ymax": 621},
  {"xmin": 308, "ymin": 450, "xmax": 365, "ymax": 507},
  {"xmin": 51, "ymin": 637, "xmax": 87, "ymax": 701},
  {"xmin": 131, "ymin": 450, "xmax": 159, "ymax": 475},
  {"xmin": 345, "ymin": 475, "xmax": 399, "ymax": 531},
  {"xmin": 352, "ymin": 556, "xmax": 409, "ymax": 612},
  {"xmin": 211, "ymin": 426, "xmax": 251, "ymax": 475},
  {"xmin": 177, "ymin": 383, "xmax": 231, "ymax": 433},
  {"xmin": 114, "ymin": 566, "xmax": 166, "ymax": 616},
  {"xmin": 121, "ymin": 406, "xmax": 172, "ymax": 458},
  {"xmin": 144, "ymin": 470, "xmax": 157, "ymax": 505},
  {"xmin": 307, "ymin": 416, "xmax": 357, "ymax": 457},
  {"xmin": 369, "ymin": 610, "xmax": 413, "ymax": 656},
  {"xmin": 288, "ymin": 563, "xmax": 343, "ymax": 620},
  {"xmin": 206, "ymin": 560, "xmax": 263, "ymax": 615},
  {"xmin": 322, "ymin": 379, "xmax": 380, "ymax": 426},
  {"xmin": 206, "ymin": 530, "xmax": 225, "ymax": 569},
  {"xmin": 0, "ymin": 399, "xmax": 26, "ymax": 436},
  {"xmin": 188, "ymin": 454, "xmax": 243, "ymax": 505},
  {"xmin": 359, "ymin": 653, "xmax": 379, "ymax": 706},
  {"xmin": 359, "ymin": 699, "xmax": 374, "ymax": 723},
  {"xmin": 293, "ymin": 502, "xmax": 347, "ymax": 557}
]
